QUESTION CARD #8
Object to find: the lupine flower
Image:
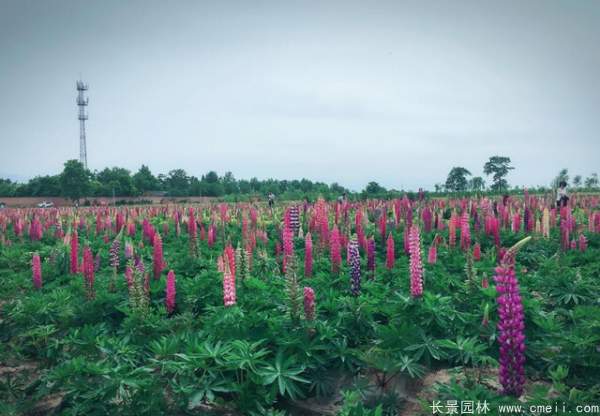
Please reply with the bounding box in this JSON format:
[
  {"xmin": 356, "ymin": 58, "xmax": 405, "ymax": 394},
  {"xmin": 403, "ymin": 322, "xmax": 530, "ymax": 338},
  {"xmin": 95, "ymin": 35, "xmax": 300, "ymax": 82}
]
[
  {"xmin": 153, "ymin": 233, "xmax": 165, "ymax": 280},
  {"xmin": 427, "ymin": 242, "xmax": 437, "ymax": 264},
  {"xmin": 473, "ymin": 243, "xmax": 481, "ymax": 261},
  {"xmin": 348, "ymin": 237, "xmax": 361, "ymax": 296},
  {"xmin": 448, "ymin": 213, "xmax": 457, "ymax": 248},
  {"xmin": 378, "ymin": 211, "xmax": 387, "ymax": 241},
  {"xmin": 304, "ymin": 232, "xmax": 313, "ymax": 277},
  {"xmin": 578, "ymin": 234, "xmax": 587, "ymax": 252},
  {"xmin": 124, "ymin": 241, "xmax": 134, "ymax": 259},
  {"xmin": 166, "ymin": 270, "xmax": 176, "ymax": 314},
  {"xmin": 32, "ymin": 253, "xmax": 42, "ymax": 289},
  {"xmin": 124, "ymin": 265, "xmax": 133, "ymax": 288},
  {"xmin": 83, "ymin": 246, "xmax": 95, "ymax": 299},
  {"xmin": 385, "ymin": 232, "xmax": 395, "ymax": 270},
  {"xmin": 460, "ymin": 212, "xmax": 471, "ymax": 251},
  {"xmin": 223, "ymin": 262, "xmax": 236, "ymax": 307},
  {"xmin": 494, "ymin": 237, "xmax": 530, "ymax": 397},
  {"xmin": 188, "ymin": 208, "xmax": 197, "ymax": 255},
  {"xmin": 367, "ymin": 237, "xmax": 375, "ymax": 277},
  {"xmin": 409, "ymin": 225, "xmax": 423, "ymax": 298},
  {"xmin": 422, "ymin": 206, "xmax": 433, "ymax": 233},
  {"xmin": 110, "ymin": 238, "xmax": 120, "ymax": 270},
  {"xmin": 70, "ymin": 230, "xmax": 79, "ymax": 274},
  {"xmin": 282, "ymin": 225, "xmax": 294, "ymax": 273},
  {"xmin": 330, "ymin": 226, "xmax": 342, "ymax": 274},
  {"xmin": 303, "ymin": 286, "xmax": 315, "ymax": 321}
]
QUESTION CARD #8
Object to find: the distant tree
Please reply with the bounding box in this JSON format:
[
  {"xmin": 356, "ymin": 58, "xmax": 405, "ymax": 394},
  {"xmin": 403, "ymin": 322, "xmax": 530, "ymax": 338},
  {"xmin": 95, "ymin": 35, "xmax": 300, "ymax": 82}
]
[
  {"xmin": 469, "ymin": 176, "xmax": 485, "ymax": 192},
  {"xmin": 364, "ymin": 181, "xmax": 386, "ymax": 195},
  {"xmin": 203, "ymin": 171, "xmax": 224, "ymax": 196},
  {"xmin": 133, "ymin": 165, "xmax": 158, "ymax": 195},
  {"xmin": 434, "ymin": 183, "xmax": 444, "ymax": 193},
  {"xmin": 96, "ymin": 167, "xmax": 136, "ymax": 196},
  {"xmin": 445, "ymin": 167, "xmax": 471, "ymax": 192},
  {"xmin": 573, "ymin": 175, "xmax": 582, "ymax": 188},
  {"xmin": 238, "ymin": 179, "xmax": 251, "ymax": 194},
  {"xmin": 483, "ymin": 156, "xmax": 513, "ymax": 192},
  {"xmin": 59, "ymin": 160, "xmax": 91, "ymax": 202},
  {"xmin": 552, "ymin": 168, "xmax": 569, "ymax": 189},
  {"xmin": 165, "ymin": 169, "xmax": 190, "ymax": 196},
  {"xmin": 585, "ymin": 173, "xmax": 599, "ymax": 189},
  {"xmin": 0, "ymin": 178, "xmax": 18, "ymax": 197},
  {"xmin": 222, "ymin": 171, "xmax": 239, "ymax": 194}
]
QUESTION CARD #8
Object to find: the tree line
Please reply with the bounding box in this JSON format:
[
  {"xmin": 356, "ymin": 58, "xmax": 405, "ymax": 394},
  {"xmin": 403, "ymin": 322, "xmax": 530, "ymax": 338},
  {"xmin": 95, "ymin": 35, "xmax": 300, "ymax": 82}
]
[{"xmin": 1, "ymin": 156, "xmax": 598, "ymax": 202}]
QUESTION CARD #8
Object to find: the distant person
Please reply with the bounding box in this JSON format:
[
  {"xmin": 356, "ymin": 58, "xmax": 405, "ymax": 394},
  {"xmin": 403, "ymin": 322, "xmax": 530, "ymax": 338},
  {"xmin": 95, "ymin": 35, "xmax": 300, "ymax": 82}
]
[
  {"xmin": 556, "ymin": 181, "xmax": 569, "ymax": 208},
  {"xmin": 267, "ymin": 192, "xmax": 275, "ymax": 209}
]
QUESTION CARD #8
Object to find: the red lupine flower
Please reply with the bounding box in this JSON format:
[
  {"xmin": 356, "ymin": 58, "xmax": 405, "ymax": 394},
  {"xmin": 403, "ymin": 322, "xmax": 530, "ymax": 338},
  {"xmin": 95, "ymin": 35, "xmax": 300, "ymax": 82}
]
[
  {"xmin": 473, "ymin": 243, "xmax": 481, "ymax": 261},
  {"xmin": 70, "ymin": 230, "xmax": 79, "ymax": 274},
  {"xmin": 282, "ymin": 225, "xmax": 294, "ymax": 273},
  {"xmin": 153, "ymin": 233, "xmax": 165, "ymax": 280},
  {"xmin": 578, "ymin": 234, "xmax": 587, "ymax": 252},
  {"xmin": 166, "ymin": 270, "xmax": 176, "ymax": 314},
  {"xmin": 32, "ymin": 253, "xmax": 42, "ymax": 289},
  {"xmin": 386, "ymin": 232, "xmax": 395, "ymax": 270}
]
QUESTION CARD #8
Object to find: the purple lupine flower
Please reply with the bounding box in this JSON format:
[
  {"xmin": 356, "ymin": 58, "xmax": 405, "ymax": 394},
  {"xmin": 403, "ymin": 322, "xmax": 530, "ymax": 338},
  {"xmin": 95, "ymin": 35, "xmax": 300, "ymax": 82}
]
[
  {"xmin": 349, "ymin": 237, "xmax": 361, "ymax": 296},
  {"xmin": 494, "ymin": 237, "xmax": 530, "ymax": 397}
]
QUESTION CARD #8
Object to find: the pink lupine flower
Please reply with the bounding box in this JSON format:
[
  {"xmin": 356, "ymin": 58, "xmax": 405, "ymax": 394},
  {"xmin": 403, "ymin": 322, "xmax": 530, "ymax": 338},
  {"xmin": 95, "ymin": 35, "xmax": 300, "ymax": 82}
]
[
  {"xmin": 153, "ymin": 233, "xmax": 165, "ymax": 280},
  {"xmin": 223, "ymin": 263, "xmax": 236, "ymax": 307},
  {"xmin": 70, "ymin": 230, "xmax": 79, "ymax": 274},
  {"xmin": 448, "ymin": 213, "xmax": 457, "ymax": 248},
  {"xmin": 473, "ymin": 243, "xmax": 481, "ymax": 261},
  {"xmin": 409, "ymin": 225, "xmax": 423, "ymax": 298},
  {"xmin": 427, "ymin": 243, "xmax": 437, "ymax": 264},
  {"xmin": 578, "ymin": 234, "xmax": 587, "ymax": 252},
  {"xmin": 330, "ymin": 226, "xmax": 342, "ymax": 274},
  {"xmin": 386, "ymin": 232, "xmax": 395, "ymax": 270},
  {"xmin": 460, "ymin": 212, "xmax": 471, "ymax": 251},
  {"xmin": 378, "ymin": 211, "xmax": 387, "ymax": 242},
  {"xmin": 124, "ymin": 265, "xmax": 133, "ymax": 288},
  {"xmin": 303, "ymin": 286, "xmax": 315, "ymax": 321},
  {"xmin": 166, "ymin": 270, "xmax": 176, "ymax": 314},
  {"xmin": 83, "ymin": 246, "xmax": 95, "ymax": 299},
  {"xmin": 32, "ymin": 253, "xmax": 42, "ymax": 289},
  {"xmin": 282, "ymin": 225, "xmax": 294, "ymax": 273},
  {"xmin": 304, "ymin": 232, "xmax": 313, "ymax": 277},
  {"xmin": 422, "ymin": 206, "xmax": 433, "ymax": 233}
]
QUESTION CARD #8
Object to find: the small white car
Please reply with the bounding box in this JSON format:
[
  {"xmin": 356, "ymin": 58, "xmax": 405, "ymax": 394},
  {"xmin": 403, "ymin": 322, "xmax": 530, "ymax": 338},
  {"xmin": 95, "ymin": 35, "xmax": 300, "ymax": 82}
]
[{"xmin": 37, "ymin": 201, "xmax": 54, "ymax": 208}]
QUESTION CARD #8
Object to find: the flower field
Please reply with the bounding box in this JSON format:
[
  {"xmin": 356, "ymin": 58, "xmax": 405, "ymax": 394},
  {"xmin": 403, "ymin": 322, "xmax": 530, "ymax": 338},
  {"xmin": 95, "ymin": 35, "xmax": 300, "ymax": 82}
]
[{"xmin": 1, "ymin": 194, "xmax": 600, "ymax": 415}]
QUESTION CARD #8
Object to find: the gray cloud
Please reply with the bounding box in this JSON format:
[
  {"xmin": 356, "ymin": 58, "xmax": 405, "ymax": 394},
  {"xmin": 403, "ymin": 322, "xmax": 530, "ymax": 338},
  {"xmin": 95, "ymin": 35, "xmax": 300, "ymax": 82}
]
[{"xmin": 0, "ymin": 0, "xmax": 599, "ymax": 191}]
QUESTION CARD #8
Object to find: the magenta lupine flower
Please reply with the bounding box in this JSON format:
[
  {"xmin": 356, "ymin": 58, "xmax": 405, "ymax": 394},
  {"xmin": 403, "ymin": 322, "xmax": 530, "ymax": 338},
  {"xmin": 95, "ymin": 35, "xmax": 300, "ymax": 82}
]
[
  {"xmin": 282, "ymin": 225, "xmax": 294, "ymax": 273},
  {"xmin": 348, "ymin": 237, "xmax": 361, "ymax": 296},
  {"xmin": 494, "ymin": 238, "xmax": 530, "ymax": 397},
  {"xmin": 460, "ymin": 212, "xmax": 471, "ymax": 251},
  {"xmin": 427, "ymin": 242, "xmax": 437, "ymax": 264},
  {"xmin": 166, "ymin": 270, "xmax": 176, "ymax": 314},
  {"xmin": 124, "ymin": 265, "xmax": 133, "ymax": 288},
  {"xmin": 224, "ymin": 244, "xmax": 236, "ymax": 279},
  {"xmin": 127, "ymin": 222, "xmax": 136, "ymax": 238},
  {"xmin": 512, "ymin": 212, "xmax": 521, "ymax": 233},
  {"xmin": 367, "ymin": 237, "xmax": 375, "ymax": 278},
  {"xmin": 330, "ymin": 226, "xmax": 342, "ymax": 274},
  {"xmin": 153, "ymin": 233, "xmax": 165, "ymax": 280},
  {"xmin": 223, "ymin": 262, "xmax": 236, "ymax": 307},
  {"xmin": 448, "ymin": 214, "xmax": 457, "ymax": 248},
  {"xmin": 473, "ymin": 243, "xmax": 481, "ymax": 261},
  {"xmin": 29, "ymin": 217, "xmax": 42, "ymax": 241},
  {"xmin": 409, "ymin": 225, "xmax": 423, "ymax": 298},
  {"xmin": 422, "ymin": 206, "xmax": 433, "ymax": 233},
  {"xmin": 32, "ymin": 253, "xmax": 42, "ymax": 289},
  {"xmin": 386, "ymin": 233, "xmax": 395, "ymax": 270},
  {"xmin": 303, "ymin": 286, "xmax": 315, "ymax": 321},
  {"xmin": 578, "ymin": 234, "xmax": 587, "ymax": 252},
  {"xmin": 83, "ymin": 246, "xmax": 95, "ymax": 299},
  {"xmin": 70, "ymin": 230, "xmax": 79, "ymax": 274},
  {"xmin": 304, "ymin": 232, "xmax": 313, "ymax": 277},
  {"xmin": 379, "ymin": 211, "xmax": 386, "ymax": 242},
  {"xmin": 124, "ymin": 241, "xmax": 134, "ymax": 259}
]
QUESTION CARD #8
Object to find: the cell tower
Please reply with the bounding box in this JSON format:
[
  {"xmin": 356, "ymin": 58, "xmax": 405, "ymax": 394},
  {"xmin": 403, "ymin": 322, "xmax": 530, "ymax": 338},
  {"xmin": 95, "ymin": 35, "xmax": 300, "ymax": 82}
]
[{"xmin": 76, "ymin": 80, "xmax": 89, "ymax": 169}]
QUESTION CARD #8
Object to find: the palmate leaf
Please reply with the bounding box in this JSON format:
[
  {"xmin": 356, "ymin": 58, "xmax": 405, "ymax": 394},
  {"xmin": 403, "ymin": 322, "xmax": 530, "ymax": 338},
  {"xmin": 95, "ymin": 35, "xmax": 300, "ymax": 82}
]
[{"xmin": 258, "ymin": 350, "xmax": 309, "ymax": 400}]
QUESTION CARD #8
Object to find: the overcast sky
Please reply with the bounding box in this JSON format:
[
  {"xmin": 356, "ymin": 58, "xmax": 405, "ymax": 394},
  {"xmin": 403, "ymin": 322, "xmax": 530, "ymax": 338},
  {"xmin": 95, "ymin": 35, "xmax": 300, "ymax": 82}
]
[{"xmin": 0, "ymin": 0, "xmax": 598, "ymax": 191}]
